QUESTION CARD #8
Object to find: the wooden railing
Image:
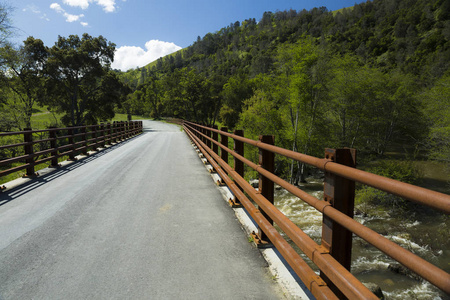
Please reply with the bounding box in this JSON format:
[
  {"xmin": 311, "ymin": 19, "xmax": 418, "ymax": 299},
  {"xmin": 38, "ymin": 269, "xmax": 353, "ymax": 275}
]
[
  {"xmin": 0, "ymin": 121, "xmax": 143, "ymax": 183},
  {"xmin": 183, "ymin": 120, "xmax": 450, "ymax": 300}
]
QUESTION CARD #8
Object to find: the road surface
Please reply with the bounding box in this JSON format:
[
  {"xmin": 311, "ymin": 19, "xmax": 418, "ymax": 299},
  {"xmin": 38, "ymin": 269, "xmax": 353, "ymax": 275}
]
[{"xmin": 0, "ymin": 120, "xmax": 283, "ymax": 299}]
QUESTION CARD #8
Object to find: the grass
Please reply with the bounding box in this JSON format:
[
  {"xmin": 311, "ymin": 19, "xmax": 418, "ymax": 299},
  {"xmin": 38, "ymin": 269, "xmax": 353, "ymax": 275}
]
[
  {"xmin": 332, "ymin": 6, "xmax": 354, "ymax": 16},
  {"xmin": 30, "ymin": 111, "xmax": 63, "ymax": 129}
]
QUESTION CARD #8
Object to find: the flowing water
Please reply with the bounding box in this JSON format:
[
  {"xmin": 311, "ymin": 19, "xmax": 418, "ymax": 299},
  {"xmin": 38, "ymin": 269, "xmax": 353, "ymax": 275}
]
[{"xmin": 273, "ymin": 177, "xmax": 450, "ymax": 300}]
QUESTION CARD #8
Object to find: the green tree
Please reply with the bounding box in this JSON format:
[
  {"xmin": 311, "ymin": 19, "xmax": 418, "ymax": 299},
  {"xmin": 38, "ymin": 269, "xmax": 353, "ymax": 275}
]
[
  {"xmin": 330, "ymin": 55, "xmax": 425, "ymax": 156},
  {"xmin": 421, "ymin": 74, "xmax": 450, "ymax": 162},
  {"xmin": 0, "ymin": 3, "xmax": 13, "ymax": 48},
  {"xmin": 161, "ymin": 68, "xmax": 186, "ymax": 118},
  {"xmin": 44, "ymin": 34, "xmax": 125, "ymax": 126},
  {"xmin": 145, "ymin": 76, "xmax": 163, "ymax": 119},
  {"xmin": 0, "ymin": 37, "xmax": 48, "ymax": 129},
  {"xmin": 277, "ymin": 39, "xmax": 332, "ymax": 183},
  {"xmin": 219, "ymin": 73, "xmax": 253, "ymax": 129}
]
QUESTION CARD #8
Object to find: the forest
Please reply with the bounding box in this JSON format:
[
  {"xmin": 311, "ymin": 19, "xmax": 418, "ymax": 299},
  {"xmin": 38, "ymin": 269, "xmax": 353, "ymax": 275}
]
[
  {"xmin": 118, "ymin": 0, "xmax": 449, "ymax": 187},
  {"xmin": 0, "ymin": 0, "xmax": 449, "ymax": 191}
]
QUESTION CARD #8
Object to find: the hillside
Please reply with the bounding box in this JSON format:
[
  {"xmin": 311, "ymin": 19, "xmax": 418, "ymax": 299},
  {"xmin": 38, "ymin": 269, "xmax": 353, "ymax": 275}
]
[
  {"xmin": 121, "ymin": 0, "xmax": 449, "ymax": 87},
  {"xmin": 117, "ymin": 0, "xmax": 449, "ymax": 170}
]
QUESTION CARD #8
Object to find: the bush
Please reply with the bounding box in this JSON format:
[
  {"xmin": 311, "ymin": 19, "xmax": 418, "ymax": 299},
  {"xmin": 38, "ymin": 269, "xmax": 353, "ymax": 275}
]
[{"xmin": 356, "ymin": 160, "xmax": 423, "ymax": 212}]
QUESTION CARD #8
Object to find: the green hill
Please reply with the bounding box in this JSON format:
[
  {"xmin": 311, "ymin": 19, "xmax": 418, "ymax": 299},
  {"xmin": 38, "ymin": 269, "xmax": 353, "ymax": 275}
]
[{"xmin": 117, "ymin": 0, "xmax": 449, "ymax": 164}]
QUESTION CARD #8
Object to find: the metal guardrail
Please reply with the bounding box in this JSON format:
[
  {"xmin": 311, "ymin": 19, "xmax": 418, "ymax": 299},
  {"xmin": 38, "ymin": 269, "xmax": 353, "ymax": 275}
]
[
  {"xmin": 182, "ymin": 120, "xmax": 450, "ymax": 300},
  {"xmin": 0, "ymin": 121, "xmax": 143, "ymax": 182}
]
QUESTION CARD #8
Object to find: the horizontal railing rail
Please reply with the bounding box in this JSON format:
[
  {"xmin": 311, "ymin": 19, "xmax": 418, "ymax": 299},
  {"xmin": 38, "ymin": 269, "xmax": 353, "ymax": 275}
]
[
  {"xmin": 0, "ymin": 121, "xmax": 143, "ymax": 183},
  {"xmin": 182, "ymin": 120, "xmax": 450, "ymax": 300}
]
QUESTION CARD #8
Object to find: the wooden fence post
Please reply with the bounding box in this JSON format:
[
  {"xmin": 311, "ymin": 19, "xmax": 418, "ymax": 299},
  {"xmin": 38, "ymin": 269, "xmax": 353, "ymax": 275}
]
[
  {"xmin": 100, "ymin": 123, "xmax": 106, "ymax": 148},
  {"xmin": 81, "ymin": 126, "xmax": 88, "ymax": 155},
  {"xmin": 220, "ymin": 127, "xmax": 228, "ymax": 165},
  {"xmin": 212, "ymin": 125, "xmax": 218, "ymax": 155},
  {"xmin": 258, "ymin": 135, "xmax": 275, "ymax": 243},
  {"xmin": 23, "ymin": 128, "xmax": 35, "ymax": 176},
  {"xmin": 112, "ymin": 122, "xmax": 117, "ymax": 143},
  {"xmin": 49, "ymin": 127, "xmax": 59, "ymax": 167},
  {"xmin": 68, "ymin": 127, "xmax": 76, "ymax": 161},
  {"xmin": 92, "ymin": 125, "xmax": 98, "ymax": 151},
  {"xmin": 234, "ymin": 129, "xmax": 244, "ymax": 197},
  {"xmin": 206, "ymin": 126, "xmax": 212, "ymax": 149},
  {"xmin": 321, "ymin": 148, "xmax": 356, "ymax": 298}
]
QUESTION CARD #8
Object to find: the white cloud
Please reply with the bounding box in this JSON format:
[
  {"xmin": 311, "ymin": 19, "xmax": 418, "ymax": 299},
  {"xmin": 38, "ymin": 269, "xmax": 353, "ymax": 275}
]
[
  {"xmin": 112, "ymin": 40, "xmax": 182, "ymax": 71},
  {"xmin": 96, "ymin": 0, "xmax": 116, "ymax": 12},
  {"xmin": 61, "ymin": 0, "xmax": 119, "ymax": 13},
  {"xmin": 63, "ymin": 0, "xmax": 90, "ymax": 10},
  {"xmin": 81, "ymin": 22, "xmax": 89, "ymax": 27},
  {"xmin": 66, "ymin": 13, "xmax": 84, "ymax": 22},
  {"xmin": 23, "ymin": 4, "xmax": 41, "ymax": 14},
  {"xmin": 23, "ymin": 4, "xmax": 50, "ymax": 21},
  {"xmin": 50, "ymin": 3, "xmax": 85, "ymax": 23},
  {"xmin": 50, "ymin": 3, "xmax": 64, "ymax": 13}
]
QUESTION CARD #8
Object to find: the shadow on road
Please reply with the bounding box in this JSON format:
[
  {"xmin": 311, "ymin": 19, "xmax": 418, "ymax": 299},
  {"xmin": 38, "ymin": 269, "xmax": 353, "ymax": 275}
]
[{"xmin": 0, "ymin": 134, "xmax": 143, "ymax": 207}]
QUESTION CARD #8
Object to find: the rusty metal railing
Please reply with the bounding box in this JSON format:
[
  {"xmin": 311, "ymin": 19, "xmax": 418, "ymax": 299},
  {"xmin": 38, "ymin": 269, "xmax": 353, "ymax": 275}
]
[
  {"xmin": 0, "ymin": 121, "xmax": 143, "ymax": 183},
  {"xmin": 182, "ymin": 120, "xmax": 450, "ymax": 300}
]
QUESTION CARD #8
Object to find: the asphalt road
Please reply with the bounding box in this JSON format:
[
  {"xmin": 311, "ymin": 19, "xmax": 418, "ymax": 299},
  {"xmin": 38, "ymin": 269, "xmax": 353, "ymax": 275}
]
[{"xmin": 0, "ymin": 120, "xmax": 283, "ymax": 300}]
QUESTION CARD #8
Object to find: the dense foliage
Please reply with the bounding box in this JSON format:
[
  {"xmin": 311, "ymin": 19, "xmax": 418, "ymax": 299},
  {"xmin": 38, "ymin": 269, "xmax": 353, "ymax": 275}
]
[
  {"xmin": 120, "ymin": 0, "xmax": 449, "ymax": 181},
  {"xmin": 0, "ymin": 32, "xmax": 129, "ymax": 129}
]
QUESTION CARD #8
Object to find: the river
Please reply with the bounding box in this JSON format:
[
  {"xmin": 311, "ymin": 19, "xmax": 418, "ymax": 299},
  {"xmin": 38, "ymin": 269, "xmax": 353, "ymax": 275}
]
[{"xmin": 273, "ymin": 176, "xmax": 449, "ymax": 300}]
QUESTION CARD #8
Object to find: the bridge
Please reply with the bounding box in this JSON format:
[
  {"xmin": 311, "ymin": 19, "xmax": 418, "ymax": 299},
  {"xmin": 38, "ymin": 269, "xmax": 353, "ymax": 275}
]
[{"xmin": 0, "ymin": 120, "xmax": 449, "ymax": 299}]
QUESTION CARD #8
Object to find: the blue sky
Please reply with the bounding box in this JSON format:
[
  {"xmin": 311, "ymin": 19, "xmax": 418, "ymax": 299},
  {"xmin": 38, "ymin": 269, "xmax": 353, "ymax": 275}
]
[{"xmin": 11, "ymin": 0, "xmax": 366, "ymax": 71}]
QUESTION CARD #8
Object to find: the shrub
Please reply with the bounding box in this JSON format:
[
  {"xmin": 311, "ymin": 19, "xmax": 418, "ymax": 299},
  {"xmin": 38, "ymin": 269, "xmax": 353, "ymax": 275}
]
[{"xmin": 356, "ymin": 160, "xmax": 423, "ymax": 213}]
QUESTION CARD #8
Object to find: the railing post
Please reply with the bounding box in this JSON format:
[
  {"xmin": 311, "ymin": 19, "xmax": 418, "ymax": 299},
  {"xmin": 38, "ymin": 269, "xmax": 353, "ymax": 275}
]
[
  {"xmin": 49, "ymin": 127, "xmax": 59, "ymax": 167},
  {"xmin": 105, "ymin": 123, "xmax": 110, "ymax": 146},
  {"xmin": 258, "ymin": 135, "xmax": 275, "ymax": 243},
  {"xmin": 112, "ymin": 122, "xmax": 117, "ymax": 143},
  {"xmin": 120, "ymin": 121, "xmax": 125, "ymax": 141},
  {"xmin": 206, "ymin": 125, "xmax": 212, "ymax": 149},
  {"xmin": 200, "ymin": 124, "xmax": 205, "ymax": 144},
  {"xmin": 100, "ymin": 123, "xmax": 106, "ymax": 148},
  {"xmin": 321, "ymin": 148, "xmax": 356, "ymax": 298},
  {"xmin": 212, "ymin": 125, "xmax": 219, "ymax": 155},
  {"xmin": 117, "ymin": 121, "xmax": 120, "ymax": 142},
  {"xmin": 23, "ymin": 128, "xmax": 35, "ymax": 176},
  {"xmin": 92, "ymin": 125, "xmax": 98, "ymax": 150},
  {"xmin": 234, "ymin": 129, "xmax": 244, "ymax": 195},
  {"xmin": 81, "ymin": 126, "xmax": 88, "ymax": 155},
  {"xmin": 131, "ymin": 121, "xmax": 135, "ymax": 136},
  {"xmin": 220, "ymin": 127, "xmax": 228, "ymax": 164},
  {"xmin": 68, "ymin": 127, "xmax": 76, "ymax": 161}
]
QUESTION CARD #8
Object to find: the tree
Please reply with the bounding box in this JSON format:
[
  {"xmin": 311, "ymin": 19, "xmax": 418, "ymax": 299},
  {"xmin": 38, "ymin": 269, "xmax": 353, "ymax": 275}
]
[
  {"xmin": 421, "ymin": 74, "xmax": 450, "ymax": 162},
  {"xmin": 160, "ymin": 69, "xmax": 184, "ymax": 118},
  {"xmin": 145, "ymin": 75, "xmax": 163, "ymax": 119},
  {"xmin": 277, "ymin": 39, "xmax": 332, "ymax": 183},
  {"xmin": 44, "ymin": 34, "xmax": 125, "ymax": 126},
  {"xmin": 219, "ymin": 73, "xmax": 253, "ymax": 128},
  {"xmin": 330, "ymin": 55, "xmax": 426, "ymax": 156},
  {"xmin": 0, "ymin": 37, "xmax": 48, "ymax": 129},
  {"xmin": 0, "ymin": 3, "xmax": 13, "ymax": 49}
]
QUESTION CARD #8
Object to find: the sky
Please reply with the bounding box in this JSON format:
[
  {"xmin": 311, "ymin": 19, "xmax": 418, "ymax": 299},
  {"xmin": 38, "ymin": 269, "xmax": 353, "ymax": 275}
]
[{"xmin": 11, "ymin": 0, "xmax": 366, "ymax": 71}]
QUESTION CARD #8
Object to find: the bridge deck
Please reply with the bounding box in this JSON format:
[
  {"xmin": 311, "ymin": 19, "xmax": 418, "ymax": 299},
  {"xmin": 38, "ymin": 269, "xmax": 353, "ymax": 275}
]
[{"xmin": 0, "ymin": 120, "xmax": 283, "ymax": 299}]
